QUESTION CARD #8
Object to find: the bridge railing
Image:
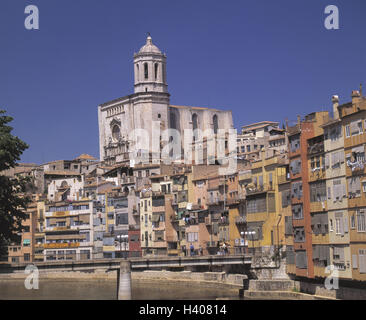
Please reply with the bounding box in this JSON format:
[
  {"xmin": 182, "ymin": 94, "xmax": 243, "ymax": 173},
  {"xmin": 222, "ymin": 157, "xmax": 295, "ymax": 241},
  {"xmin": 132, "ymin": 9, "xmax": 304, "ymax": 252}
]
[{"xmin": 4, "ymin": 249, "xmax": 251, "ymax": 265}]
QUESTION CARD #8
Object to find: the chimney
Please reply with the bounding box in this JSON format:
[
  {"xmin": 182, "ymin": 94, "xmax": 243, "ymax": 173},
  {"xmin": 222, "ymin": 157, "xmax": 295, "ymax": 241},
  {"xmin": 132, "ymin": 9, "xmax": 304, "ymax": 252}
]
[
  {"xmin": 332, "ymin": 95, "xmax": 339, "ymax": 119},
  {"xmin": 297, "ymin": 115, "xmax": 301, "ymax": 126},
  {"xmin": 351, "ymin": 90, "xmax": 361, "ymax": 105}
]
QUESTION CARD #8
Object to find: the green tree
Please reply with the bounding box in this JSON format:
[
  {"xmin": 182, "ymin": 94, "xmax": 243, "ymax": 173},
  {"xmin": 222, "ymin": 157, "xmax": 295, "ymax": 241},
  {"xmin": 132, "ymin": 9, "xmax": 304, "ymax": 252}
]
[{"xmin": 0, "ymin": 110, "xmax": 31, "ymax": 258}]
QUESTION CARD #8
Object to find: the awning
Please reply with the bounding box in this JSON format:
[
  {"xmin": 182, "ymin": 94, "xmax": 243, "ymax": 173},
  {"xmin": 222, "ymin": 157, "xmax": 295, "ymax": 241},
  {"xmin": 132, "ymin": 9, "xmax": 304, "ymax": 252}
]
[
  {"xmin": 46, "ymin": 234, "xmax": 85, "ymax": 240},
  {"xmin": 352, "ymin": 145, "xmax": 364, "ymax": 153}
]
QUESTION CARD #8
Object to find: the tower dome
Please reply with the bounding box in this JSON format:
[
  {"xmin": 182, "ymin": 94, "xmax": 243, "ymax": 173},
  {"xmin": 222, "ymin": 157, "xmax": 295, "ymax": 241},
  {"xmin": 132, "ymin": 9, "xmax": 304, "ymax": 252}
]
[
  {"xmin": 134, "ymin": 35, "xmax": 168, "ymax": 94},
  {"xmin": 138, "ymin": 35, "xmax": 162, "ymax": 54}
]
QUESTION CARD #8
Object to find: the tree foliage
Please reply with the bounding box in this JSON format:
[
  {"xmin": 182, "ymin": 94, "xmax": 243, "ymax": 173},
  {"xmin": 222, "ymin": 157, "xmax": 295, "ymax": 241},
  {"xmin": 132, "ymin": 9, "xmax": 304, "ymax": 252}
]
[{"xmin": 0, "ymin": 110, "xmax": 30, "ymax": 257}]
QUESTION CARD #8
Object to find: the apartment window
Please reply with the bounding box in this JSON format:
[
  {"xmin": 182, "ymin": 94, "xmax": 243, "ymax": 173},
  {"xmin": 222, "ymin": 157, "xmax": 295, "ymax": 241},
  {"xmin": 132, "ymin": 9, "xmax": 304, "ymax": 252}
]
[
  {"xmin": 358, "ymin": 121, "xmax": 363, "ymax": 134},
  {"xmin": 289, "ymin": 134, "xmax": 300, "ymax": 152},
  {"xmin": 24, "ymin": 253, "xmax": 30, "ymax": 262},
  {"xmin": 330, "ymin": 219, "xmax": 333, "ymax": 232},
  {"xmin": 335, "ymin": 217, "xmax": 342, "ymax": 235},
  {"xmin": 294, "ymin": 227, "xmax": 305, "ymax": 243},
  {"xmin": 350, "ymin": 120, "xmax": 363, "ymax": 136},
  {"xmin": 351, "ymin": 215, "xmax": 356, "ymax": 229},
  {"xmin": 352, "ymin": 254, "xmax": 358, "ymax": 269},
  {"xmin": 357, "ymin": 210, "xmax": 366, "ymax": 232},
  {"xmin": 295, "ymin": 250, "xmax": 307, "ymax": 269},
  {"xmin": 363, "ymin": 181, "xmax": 366, "ymax": 193},
  {"xmin": 247, "ymin": 145, "xmax": 251, "ymax": 152},
  {"xmin": 345, "ymin": 125, "xmax": 350, "ymax": 138},
  {"xmin": 290, "ymin": 159, "xmax": 301, "ymax": 175},
  {"xmin": 292, "ymin": 204, "xmax": 303, "ymax": 220},
  {"xmin": 310, "ymin": 181, "xmax": 327, "ymax": 202}
]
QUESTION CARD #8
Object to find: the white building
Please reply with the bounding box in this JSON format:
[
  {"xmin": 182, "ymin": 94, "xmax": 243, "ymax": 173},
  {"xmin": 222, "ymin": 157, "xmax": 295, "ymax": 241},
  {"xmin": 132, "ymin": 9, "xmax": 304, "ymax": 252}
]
[{"xmin": 98, "ymin": 35, "xmax": 234, "ymax": 166}]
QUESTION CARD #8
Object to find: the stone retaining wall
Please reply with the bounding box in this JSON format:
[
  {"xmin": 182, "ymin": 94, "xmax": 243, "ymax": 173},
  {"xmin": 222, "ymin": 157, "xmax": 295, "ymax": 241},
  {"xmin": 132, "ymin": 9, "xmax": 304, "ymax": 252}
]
[{"xmin": 0, "ymin": 270, "xmax": 247, "ymax": 288}]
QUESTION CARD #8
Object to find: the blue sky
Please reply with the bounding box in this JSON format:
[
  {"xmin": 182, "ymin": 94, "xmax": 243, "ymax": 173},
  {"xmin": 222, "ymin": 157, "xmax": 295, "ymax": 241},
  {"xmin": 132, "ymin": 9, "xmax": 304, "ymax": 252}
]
[{"xmin": 1, "ymin": 0, "xmax": 365, "ymax": 164}]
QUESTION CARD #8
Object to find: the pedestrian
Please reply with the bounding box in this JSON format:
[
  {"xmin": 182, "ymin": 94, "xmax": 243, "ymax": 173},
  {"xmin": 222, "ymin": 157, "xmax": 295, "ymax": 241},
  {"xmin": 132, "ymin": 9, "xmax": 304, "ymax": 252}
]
[
  {"xmin": 199, "ymin": 245, "xmax": 203, "ymax": 256},
  {"xmin": 222, "ymin": 243, "xmax": 226, "ymax": 255},
  {"xmin": 182, "ymin": 245, "xmax": 186, "ymax": 257},
  {"xmin": 190, "ymin": 243, "xmax": 194, "ymax": 256}
]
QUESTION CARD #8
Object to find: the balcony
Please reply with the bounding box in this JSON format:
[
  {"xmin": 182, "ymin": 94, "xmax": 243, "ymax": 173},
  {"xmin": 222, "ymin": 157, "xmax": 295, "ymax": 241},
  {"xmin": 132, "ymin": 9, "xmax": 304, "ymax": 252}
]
[
  {"xmin": 308, "ymin": 142, "xmax": 324, "ymax": 155},
  {"xmin": 206, "ymin": 241, "xmax": 218, "ymax": 248},
  {"xmin": 239, "ymin": 172, "xmax": 252, "ymax": 182},
  {"xmin": 167, "ymin": 248, "xmax": 180, "ymax": 256},
  {"xmin": 277, "ymin": 174, "xmax": 290, "ymax": 184},
  {"xmin": 207, "ymin": 198, "xmax": 220, "ymax": 206},
  {"xmin": 246, "ymin": 184, "xmax": 274, "ymax": 195},
  {"xmin": 121, "ymin": 176, "xmax": 136, "ymax": 185},
  {"xmin": 44, "ymin": 242, "xmax": 80, "ymax": 249},
  {"xmin": 218, "ymin": 216, "xmax": 229, "ymax": 226},
  {"xmin": 205, "ymin": 216, "xmax": 212, "ymax": 226},
  {"xmin": 235, "ymin": 216, "xmax": 246, "ymax": 225}
]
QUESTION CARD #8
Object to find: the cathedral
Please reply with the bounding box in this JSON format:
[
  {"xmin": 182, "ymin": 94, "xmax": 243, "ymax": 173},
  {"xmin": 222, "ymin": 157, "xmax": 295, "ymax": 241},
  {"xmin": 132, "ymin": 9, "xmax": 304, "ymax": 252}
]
[{"xmin": 98, "ymin": 35, "xmax": 234, "ymax": 165}]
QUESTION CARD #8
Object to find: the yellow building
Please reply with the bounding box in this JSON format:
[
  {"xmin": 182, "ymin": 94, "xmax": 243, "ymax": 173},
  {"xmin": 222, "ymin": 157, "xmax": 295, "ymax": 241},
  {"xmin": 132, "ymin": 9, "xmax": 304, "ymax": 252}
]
[{"xmin": 246, "ymin": 150, "xmax": 287, "ymax": 257}]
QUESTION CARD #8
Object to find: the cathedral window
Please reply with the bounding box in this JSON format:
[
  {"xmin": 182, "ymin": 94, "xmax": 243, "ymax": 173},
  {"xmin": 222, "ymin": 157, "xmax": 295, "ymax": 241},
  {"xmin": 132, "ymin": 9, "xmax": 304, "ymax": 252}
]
[
  {"xmin": 170, "ymin": 112, "xmax": 176, "ymax": 129},
  {"xmin": 136, "ymin": 64, "xmax": 139, "ymax": 81},
  {"xmin": 144, "ymin": 63, "xmax": 148, "ymax": 79},
  {"xmin": 192, "ymin": 113, "xmax": 198, "ymax": 141},
  {"xmin": 154, "ymin": 63, "xmax": 158, "ymax": 80},
  {"xmin": 112, "ymin": 125, "xmax": 121, "ymax": 142},
  {"xmin": 213, "ymin": 114, "xmax": 218, "ymax": 134}
]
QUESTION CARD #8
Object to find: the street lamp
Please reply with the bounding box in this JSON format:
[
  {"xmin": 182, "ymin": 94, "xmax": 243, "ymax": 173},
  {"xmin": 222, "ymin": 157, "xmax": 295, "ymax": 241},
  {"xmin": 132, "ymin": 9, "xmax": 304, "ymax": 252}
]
[
  {"xmin": 240, "ymin": 231, "xmax": 245, "ymax": 254},
  {"xmin": 244, "ymin": 231, "xmax": 256, "ymax": 255},
  {"xmin": 116, "ymin": 234, "xmax": 128, "ymax": 259}
]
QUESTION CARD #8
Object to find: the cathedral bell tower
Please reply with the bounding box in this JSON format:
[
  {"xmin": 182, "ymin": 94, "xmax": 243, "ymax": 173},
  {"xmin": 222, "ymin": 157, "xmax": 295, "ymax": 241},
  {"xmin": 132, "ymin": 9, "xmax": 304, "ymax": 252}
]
[{"xmin": 133, "ymin": 34, "xmax": 168, "ymax": 94}]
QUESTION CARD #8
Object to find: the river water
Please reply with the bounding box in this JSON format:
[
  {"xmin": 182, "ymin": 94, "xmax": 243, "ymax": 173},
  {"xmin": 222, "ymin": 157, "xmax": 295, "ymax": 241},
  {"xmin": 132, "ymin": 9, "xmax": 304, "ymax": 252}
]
[{"xmin": 0, "ymin": 278, "xmax": 244, "ymax": 300}]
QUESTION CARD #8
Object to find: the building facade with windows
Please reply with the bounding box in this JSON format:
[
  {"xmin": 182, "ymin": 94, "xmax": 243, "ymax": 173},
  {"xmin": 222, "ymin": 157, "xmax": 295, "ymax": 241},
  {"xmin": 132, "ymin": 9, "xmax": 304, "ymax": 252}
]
[{"xmin": 338, "ymin": 91, "xmax": 366, "ymax": 280}]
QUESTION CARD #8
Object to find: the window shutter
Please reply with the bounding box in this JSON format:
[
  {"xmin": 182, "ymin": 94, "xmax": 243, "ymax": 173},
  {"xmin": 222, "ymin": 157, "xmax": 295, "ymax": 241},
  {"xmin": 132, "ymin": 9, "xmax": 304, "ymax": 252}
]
[
  {"xmin": 325, "ymin": 154, "xmax": 330, "ymax": 169},
  {"xmin": 344, "ymin": 216, "xmax": 349, "ymax": 233},
  {"xmin": 359, "ymin": 251, "xmax": 366, "ymax": 274},
  {"xmin": 352, "ymin": 254, "xmax": 358, "ymax": 269}
]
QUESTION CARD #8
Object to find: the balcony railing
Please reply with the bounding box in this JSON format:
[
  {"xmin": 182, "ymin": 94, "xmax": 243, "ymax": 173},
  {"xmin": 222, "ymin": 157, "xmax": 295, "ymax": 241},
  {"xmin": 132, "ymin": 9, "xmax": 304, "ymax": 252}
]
[
  {"xmin": 206, "ymin": 241, "xmax": 218, "ymax": 248},
  {"xmin": 207, "ymin": 198, "xmax": 220, "ymax": 206},
  {"xmin": 235, "ymin": 216, "xmax": 246, "ymax": 225},
  {"xmin": 205, "ymin": 216, "xmax": 212, "ymax": 226},
  {"xmin": 308, "ymin": 143, "xmax": 324, "ymax": 155},
  {"xmin": 246, "ymin": 184, "xmax": 274, "ymax": 195},
  {"xmin": 218, "ymin": 216, "xmax": 229, "ymax": 225}
]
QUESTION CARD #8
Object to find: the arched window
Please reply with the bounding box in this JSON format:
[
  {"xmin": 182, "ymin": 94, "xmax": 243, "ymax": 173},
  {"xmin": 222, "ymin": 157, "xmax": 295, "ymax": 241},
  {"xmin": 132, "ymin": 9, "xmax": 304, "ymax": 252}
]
[
  {"xmin": 136, "ymin": 64, "xmax": 139, "ymax": 82},
  {"xmin": 112, "ymin": 125, "xmax": 121, "ymax": 141},
  {"xmin": 170, "ymin": 112, "xmax": 176, "ymax": 129},
  {"xmin": 192, "ymin": 113, "xmax": 198, "ymax": 130},
  {"xmin": 144, "ymin": 63, "xmax": 148, "ymax": 79},
  {"xmin": 192, "ymin": 113, "xmax": 198, "ymax": 140},
  {"xmin": 213, "ymin": 114, "xmax": 218, "ymax": 134},
  {"xmin": 154, "ymin": 63, "xmax": 158, "ymax": 80}
]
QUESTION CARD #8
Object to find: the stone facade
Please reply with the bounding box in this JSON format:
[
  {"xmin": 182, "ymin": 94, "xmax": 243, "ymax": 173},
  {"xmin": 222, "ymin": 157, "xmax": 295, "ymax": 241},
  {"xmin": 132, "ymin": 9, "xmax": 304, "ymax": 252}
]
[{"xmin": 98, "ymin": 36, "xmax": 233, "ymax": 165}]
